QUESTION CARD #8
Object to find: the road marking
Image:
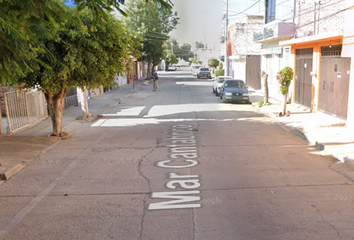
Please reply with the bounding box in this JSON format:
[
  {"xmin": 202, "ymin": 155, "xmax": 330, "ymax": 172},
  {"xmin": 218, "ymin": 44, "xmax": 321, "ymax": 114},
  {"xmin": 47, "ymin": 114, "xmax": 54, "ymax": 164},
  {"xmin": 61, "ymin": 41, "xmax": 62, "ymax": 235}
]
[
  {"xmin": 101, "ymin": 106, "xmax": 146, "ymax": 117},
  {"xmin": 148, "ymin": 125, "xmax": 202, "ymax": 210}
]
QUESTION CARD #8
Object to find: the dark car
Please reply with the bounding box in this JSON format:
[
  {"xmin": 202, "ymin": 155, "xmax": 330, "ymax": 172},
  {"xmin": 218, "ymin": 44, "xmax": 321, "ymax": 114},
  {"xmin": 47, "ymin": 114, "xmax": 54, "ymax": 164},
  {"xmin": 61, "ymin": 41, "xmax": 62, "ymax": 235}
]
[
  {"xmin": 220, "ymin": 79, "xmax": 250, "ymax": 103},
  {"xmin": 212, "ymin": 76, "xmax": 233, "ymax": 96},
  {"xmin": 197, "ymin": 67, "xmax": 211, "ymax": 79}
]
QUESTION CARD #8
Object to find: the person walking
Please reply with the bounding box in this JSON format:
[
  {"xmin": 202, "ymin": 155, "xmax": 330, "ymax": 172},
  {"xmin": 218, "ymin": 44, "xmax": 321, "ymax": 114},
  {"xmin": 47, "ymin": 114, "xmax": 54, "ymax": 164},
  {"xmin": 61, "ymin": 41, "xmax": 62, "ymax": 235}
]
[{"xmin": 153, "ymin": 72, "xmax": 159, "ymax": 91}]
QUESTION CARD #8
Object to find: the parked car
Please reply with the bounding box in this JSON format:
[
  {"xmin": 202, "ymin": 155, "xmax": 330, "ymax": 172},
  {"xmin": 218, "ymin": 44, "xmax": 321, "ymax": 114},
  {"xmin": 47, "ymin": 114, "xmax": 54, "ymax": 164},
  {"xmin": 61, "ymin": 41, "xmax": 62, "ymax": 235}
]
[
  {"xmin": 212, "ymin": 76, "xmax": 233, "ymax": 96},
  {"xmin": 191, "ymin": 65, "xmax": 202, "ymax": 76},
  {"xmin": 196, "ymin": 67, "xmax": 212, "ymax": 79},
  {"xmin": 220, "ymin": 79, "xmax": 250, "ymax": 103},
  {"xmin": 168, "ymin": 66, "xmax": 177, "ymax": 71}
]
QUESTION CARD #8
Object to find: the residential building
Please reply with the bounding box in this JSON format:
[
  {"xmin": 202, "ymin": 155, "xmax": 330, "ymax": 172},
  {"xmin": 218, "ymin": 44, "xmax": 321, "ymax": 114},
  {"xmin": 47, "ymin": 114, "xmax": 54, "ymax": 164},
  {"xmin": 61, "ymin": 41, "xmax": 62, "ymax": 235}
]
[
  {"xmin": 254, "ymin": 0, "xmax": 296, "ymax": 101},
  {"xmin": 228, "ymin": 15, "xmax": 264, "ymax": 90},
  {"xmin": 280, "ymin": 0, "xmax": 353, "ymax": 125}
]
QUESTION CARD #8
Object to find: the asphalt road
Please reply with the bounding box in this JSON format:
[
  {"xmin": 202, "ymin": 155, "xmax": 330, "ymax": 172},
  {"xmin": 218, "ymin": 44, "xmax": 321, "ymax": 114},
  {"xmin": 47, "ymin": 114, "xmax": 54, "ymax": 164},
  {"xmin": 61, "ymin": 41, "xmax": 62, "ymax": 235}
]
[{"xmin": 1, "ymin": 68, "xmax": 354, "ymax": 240}]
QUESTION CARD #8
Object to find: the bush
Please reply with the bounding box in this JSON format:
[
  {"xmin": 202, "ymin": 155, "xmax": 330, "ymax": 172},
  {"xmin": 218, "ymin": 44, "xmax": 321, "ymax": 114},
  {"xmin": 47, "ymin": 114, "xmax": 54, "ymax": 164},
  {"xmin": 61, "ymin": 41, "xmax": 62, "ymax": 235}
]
[
  {"xmin": 208, "ymin": 58, "xmax": 219, "ymax": 68},
  {"xmin": 215, "ymin": 69, "xmax": 224, "ymax": 77},
  {"xmin": 218, "ymin": 61, "xmax": 223, "ymax": 69},
  {"xmin": 276, "ymin": 67, "xmax": 294, "ymax": 95}
]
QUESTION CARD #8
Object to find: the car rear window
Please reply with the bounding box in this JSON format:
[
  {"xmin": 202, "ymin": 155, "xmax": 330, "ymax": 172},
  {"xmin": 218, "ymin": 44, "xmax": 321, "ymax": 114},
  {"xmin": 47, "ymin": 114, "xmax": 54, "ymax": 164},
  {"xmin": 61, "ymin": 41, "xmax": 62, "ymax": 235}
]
[
  {"xmin": 225, "ymin": 80, "xmax": 246, "ymax": 88},
  {"xmin": 200, "ymin": 68, "xmax": 209, "ymax": 71}
]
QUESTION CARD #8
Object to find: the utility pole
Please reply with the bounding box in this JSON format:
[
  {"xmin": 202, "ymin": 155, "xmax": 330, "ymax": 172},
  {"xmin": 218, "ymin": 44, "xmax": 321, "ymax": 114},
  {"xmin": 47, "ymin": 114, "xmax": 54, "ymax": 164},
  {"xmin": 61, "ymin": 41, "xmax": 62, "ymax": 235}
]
[{"xmin": 224, "ymin": 0, "xmax": 229, "ymax": 76}]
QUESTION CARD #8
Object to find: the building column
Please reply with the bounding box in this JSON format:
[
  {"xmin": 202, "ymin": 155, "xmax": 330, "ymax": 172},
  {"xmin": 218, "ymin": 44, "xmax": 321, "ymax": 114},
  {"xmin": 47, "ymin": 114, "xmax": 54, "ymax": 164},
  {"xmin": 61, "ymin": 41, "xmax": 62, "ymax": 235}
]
[
  {"xmin": 260, "ymin": 54, "xmax": 267, "ymax": 93},
  {"xmin": 311, "ymin": 44, "xmax": 321, "ymax": 112},
  {"xmin": 346, "ymin": 59, "xmax": 354, "ymax": 127},
  {"xmin": 341, "ymin": 0, "xmax": 354, "ymax": 127},
  {"xmin": 290, "ymin": 47, "xmax": 296, "ymax": 103}
]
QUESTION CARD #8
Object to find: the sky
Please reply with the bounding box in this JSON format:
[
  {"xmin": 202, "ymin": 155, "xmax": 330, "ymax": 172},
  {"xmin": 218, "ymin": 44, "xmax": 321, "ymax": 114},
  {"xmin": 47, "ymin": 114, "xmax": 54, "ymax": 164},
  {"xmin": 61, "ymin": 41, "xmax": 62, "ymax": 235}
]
[{"xmin": 170, "ymin": 0, "xmax": 263, "ymax": 54}]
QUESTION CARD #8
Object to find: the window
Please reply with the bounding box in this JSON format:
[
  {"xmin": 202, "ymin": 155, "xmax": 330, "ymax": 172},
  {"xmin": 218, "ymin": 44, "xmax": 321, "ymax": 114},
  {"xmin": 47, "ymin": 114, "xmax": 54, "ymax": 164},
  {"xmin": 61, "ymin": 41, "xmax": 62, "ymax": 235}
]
[{"xmin": 265, "ymin": 0, "xmax": 276, "ymax": 24}]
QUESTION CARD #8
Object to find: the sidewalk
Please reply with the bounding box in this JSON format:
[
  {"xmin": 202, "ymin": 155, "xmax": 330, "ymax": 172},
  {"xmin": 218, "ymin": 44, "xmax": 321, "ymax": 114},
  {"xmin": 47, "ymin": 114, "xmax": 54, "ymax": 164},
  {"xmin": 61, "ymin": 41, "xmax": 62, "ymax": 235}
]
[
  {"xmin": 0, "ymin": 80, "xmax": 150, "ymax": 180},
  {"xmin": 1, "ymin": 81, "xmax": 353, "ymax": 181},
  {"xmin": 249, "ymin": 88, "xmax": 354, "ymax": 166}
]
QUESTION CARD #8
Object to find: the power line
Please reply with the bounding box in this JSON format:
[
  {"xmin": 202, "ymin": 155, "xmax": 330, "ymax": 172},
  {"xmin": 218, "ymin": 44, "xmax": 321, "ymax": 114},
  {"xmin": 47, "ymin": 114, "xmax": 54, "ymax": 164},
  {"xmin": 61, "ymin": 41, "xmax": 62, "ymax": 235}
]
[
  {"xmin": 295, "ymin": 3, "xmax": 353, "ymax": 30},
  {"xmin": 228, "ymin": 0, "xmax": 261, "ymax": 17}
]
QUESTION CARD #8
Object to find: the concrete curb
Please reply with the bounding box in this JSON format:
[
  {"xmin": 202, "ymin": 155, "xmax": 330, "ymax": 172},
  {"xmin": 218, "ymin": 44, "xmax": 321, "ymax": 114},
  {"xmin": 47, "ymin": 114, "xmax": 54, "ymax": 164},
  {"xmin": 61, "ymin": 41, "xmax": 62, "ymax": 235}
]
[
  {"xmin": 0, "ymin": 163, "xmax": 25, "ymax": 180},
  {"xmin": 0, "ymin": 135, "xmax": 62, "ymax": 181}
]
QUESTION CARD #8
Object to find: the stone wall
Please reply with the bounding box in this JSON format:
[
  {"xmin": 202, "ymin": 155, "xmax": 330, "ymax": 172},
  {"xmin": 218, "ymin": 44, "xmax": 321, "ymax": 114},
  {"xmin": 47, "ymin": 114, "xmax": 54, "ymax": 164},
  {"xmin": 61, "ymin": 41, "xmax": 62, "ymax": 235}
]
[{"xmin": 295, "ymin": 0, "xmax": 345, "ymax": 37}]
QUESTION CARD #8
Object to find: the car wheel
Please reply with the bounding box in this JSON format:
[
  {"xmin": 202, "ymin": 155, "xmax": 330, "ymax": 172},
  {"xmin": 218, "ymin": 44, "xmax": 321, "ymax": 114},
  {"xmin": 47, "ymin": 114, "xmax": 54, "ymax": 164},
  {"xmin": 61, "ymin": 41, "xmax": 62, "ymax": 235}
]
[{"xmin": 221, "ymin": 95, "xmax": 227, "ymax": 103}]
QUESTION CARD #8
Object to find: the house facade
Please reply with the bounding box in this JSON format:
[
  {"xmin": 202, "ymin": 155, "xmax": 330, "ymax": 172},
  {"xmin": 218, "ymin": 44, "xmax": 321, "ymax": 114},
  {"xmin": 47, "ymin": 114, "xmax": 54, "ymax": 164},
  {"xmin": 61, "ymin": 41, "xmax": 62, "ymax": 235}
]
[
  {"xmin": 228, "ymin": 16, "xmax": 264, "ymax": 90},
  {"xmin": 253, "ymin": 0, "xmax": 296, "ymax": 101},
  {"xmin": 280, "ymin": 0, "xmax": 353, "ymax": 125}
]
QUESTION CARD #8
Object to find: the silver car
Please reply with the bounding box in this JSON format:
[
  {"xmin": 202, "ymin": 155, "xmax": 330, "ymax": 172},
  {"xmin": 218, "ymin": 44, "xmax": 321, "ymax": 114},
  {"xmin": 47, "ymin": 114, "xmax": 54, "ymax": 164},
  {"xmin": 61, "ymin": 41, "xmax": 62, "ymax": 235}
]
[
  {"xmin": 191, "ymin": 65, "xmax": 202, "ymax": 76},
  {"xmin": 212, "ymin": 76, "xmax": 233, "ymax": 96}
]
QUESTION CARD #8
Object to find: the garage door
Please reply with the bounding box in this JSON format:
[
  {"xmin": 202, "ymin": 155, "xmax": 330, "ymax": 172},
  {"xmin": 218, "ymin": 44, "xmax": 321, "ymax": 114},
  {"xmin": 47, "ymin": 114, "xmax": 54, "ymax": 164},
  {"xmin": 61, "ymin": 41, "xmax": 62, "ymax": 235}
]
[{"xmin": 319, "ymin": 45, "xmax": 350, "ymax": 119}]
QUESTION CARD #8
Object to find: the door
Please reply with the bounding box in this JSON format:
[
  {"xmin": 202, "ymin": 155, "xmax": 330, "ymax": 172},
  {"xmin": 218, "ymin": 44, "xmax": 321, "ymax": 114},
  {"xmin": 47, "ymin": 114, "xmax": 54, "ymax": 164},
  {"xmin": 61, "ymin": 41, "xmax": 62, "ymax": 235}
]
[
  {"xmin": 246, "ymin": 55, "xmax": 261, "ymax": 90},
  {"xmin": 319, "ymin": 45, "xmax": 350, "ymax": 119},
  {"xmin": 295, "ymin": 48, "xmax": 313, "ymax": 108}
]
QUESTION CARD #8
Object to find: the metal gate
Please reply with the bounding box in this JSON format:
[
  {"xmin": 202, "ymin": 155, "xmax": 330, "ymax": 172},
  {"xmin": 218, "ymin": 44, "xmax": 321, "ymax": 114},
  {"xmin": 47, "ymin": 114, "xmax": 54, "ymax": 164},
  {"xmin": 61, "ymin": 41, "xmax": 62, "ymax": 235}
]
[
  {"xmin": 319, "ymin": 45, "xmax": 350, "ymax": 119},
  {"xmin": 295, "ymin": 48, "xmax": 313, "ymax": 108},
  {"xmin": 246, "ymin": 55, "xmax": 261, "ymax": 89},
  {"xmin": 4, "ymin": 90, "xmax": 47, "ymax": 134}
]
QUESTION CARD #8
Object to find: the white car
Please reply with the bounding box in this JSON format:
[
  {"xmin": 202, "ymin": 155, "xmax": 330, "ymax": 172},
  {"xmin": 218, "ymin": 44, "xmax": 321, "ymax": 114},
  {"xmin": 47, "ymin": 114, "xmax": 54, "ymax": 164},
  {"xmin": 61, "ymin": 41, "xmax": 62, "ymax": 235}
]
[
  {"xmin": 168, "ymin": 66, "xmax": 177, "ymax": 71},
  {"xmin": 212, "ymin": 76, "xmax": 233, "ymax": 96},
  {"xmin": 191, "ymin": 65, "xmax": 202, "ymax": 76}
]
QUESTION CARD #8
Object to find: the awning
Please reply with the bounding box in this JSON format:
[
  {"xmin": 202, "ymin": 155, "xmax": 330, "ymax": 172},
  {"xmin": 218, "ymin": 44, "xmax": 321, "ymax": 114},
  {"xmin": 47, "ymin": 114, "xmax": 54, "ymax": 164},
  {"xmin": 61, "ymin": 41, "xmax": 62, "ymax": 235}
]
[{"xmin": 279, "ymin": 30, "xmax": 343, "ymax": 46}]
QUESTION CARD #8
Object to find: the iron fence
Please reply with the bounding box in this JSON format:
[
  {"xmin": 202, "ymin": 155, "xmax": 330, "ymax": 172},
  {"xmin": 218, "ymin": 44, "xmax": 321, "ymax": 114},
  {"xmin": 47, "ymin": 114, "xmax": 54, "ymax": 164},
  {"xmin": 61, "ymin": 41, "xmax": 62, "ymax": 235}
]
[
  {"xmin": 4, "ymin": 90, "xmax": 48, "ymax": 134},
  {"xmin": 64, "ymin": 95, "xmax": 78, "ymax": 108}
]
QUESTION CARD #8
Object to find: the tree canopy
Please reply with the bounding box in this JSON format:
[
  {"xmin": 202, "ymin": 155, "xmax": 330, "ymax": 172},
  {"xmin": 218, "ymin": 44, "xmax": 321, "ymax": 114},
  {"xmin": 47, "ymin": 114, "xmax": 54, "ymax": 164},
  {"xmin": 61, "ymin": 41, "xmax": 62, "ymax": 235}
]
[
  {"xmin": 123, "ymin": 0, "xmax": 179, "ymax": 68},
  {"xmin": 0, "ymin": 0, "xmax": 175, "ymax": 136},
  {"xmin": 0, "ymin": 0, "xmax": 172, "ymax": 86},
  {"xmin": 208, "ymin": 58, "xmax": 220, "ymax": 68}
]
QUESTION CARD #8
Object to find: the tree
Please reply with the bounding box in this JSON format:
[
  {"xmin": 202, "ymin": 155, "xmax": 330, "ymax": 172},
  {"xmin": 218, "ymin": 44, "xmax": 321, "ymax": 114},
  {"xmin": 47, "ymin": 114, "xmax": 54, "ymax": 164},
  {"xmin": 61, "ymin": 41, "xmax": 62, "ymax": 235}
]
[
  {"xmin": 165, "ymin": 52, "xmax": 178, "ymax": 66},
  {"xmin": 215, "ymin": 61, "xmax": 224, "ymax": 77},
  {"xmin": 176, "ymin": 43, "xmax": 193, "ymax": 62},
  {"xmin": 21, "ymin": 6, "xmax": 136, "ymax": 137},
  {"xmin": 195, "ymin": 41, "xmax": 205, "ymax": 50},
  {"xmin": 0, "ymin": 0, "xmax": 172, "ymax": 86},
  {"xmin": 261, "ymin": 71, "xmax": 269, "ymax": 104},
  {"xmin": 75, "ymin": 0, "xmax": 173, "ymax": 16},
  {"xmin": 0, "ymin": 0, "xmax": 65, "ymax": 85},
  {"xmin": 276, "ymin": 67, "xmax": 294, "ymax": 116},
  {"xmin": 123, "ymin": 0, "xmax": 179, "ymax": 78},
  {"xmin": 208, "ymin": 58, "xmax": 219, "ymax": 69},
  {"xmin": 218, "ymin": 61, "xmax": 223, "ymax": 69}
]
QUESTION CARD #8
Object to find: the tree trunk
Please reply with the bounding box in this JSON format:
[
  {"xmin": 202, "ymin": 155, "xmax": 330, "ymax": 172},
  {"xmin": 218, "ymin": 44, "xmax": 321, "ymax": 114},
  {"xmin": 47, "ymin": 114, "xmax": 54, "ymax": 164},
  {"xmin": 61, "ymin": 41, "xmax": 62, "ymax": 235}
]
[
  {"xmin": 82, "ymin": 87, "xmax": 91, "ymax": 118},
  {"xmin": 147, "ymin": 62, "xmax": 152, "ymax": 80},
  {"xmin": 45, "ymin": 89, "xmax": 68, "ymax": 137},
  {"xmin": 0, "ymin": 102, "xmax": 3, "ymax": 135},
  {"xmin": 152, "ymin": 64, "xmax": 156, "ymax": 75},
  {"xmin": 281, "ymin": 88, "xmax": 289, "ymax": 116},
  {"xmin": 261, "ymin": 71, "xmax": 269, "ymax": 103}
]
